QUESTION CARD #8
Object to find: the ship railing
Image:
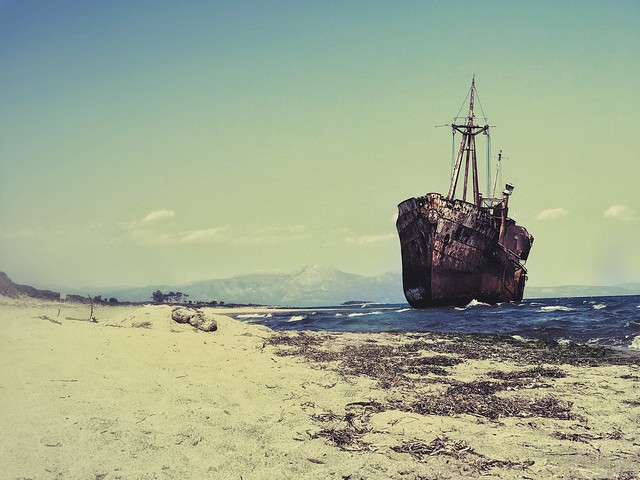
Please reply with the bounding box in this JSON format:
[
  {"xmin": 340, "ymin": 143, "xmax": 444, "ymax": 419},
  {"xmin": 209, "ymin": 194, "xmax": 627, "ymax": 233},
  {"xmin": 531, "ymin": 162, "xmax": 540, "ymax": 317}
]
[{"xmin": 479, "ymin": 197, "xmax": 504, "ymax": 210}]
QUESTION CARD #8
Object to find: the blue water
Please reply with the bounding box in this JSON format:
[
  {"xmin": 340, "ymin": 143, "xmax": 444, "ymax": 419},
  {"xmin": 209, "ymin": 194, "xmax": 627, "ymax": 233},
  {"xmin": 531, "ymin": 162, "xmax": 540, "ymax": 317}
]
[{"xmin": 232, "ymin": 295, "xmax": 640, "ymax": 350}]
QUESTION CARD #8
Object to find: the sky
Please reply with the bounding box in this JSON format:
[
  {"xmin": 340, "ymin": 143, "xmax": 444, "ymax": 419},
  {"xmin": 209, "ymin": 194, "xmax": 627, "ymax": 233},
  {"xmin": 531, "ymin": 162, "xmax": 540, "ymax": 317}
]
[{"xmin": 1, "ymin": 0, "xmax": 639, "ymax": 289}]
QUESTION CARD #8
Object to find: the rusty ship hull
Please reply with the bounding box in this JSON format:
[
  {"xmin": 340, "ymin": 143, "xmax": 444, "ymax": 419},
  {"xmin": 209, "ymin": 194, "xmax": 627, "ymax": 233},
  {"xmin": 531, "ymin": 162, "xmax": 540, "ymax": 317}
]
[
  {"xmin": 397, "ymin": 193, "xmax": 528, "ymax": 308},
  {"xmin": 396, "ymin": 79, "xmax": 533, "ymax": 308}
]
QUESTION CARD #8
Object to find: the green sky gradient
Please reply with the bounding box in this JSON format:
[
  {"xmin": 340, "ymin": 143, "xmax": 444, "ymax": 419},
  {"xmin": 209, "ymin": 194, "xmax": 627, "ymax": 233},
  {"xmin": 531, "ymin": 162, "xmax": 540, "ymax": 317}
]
[{"xmin": 1, "ymin": 1, "xmax": 639, "ymax": 289}]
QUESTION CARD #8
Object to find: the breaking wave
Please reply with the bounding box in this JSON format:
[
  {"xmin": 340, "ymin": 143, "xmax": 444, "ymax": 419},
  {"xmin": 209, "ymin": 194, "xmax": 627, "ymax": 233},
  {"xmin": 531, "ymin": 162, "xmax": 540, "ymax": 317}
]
[
  {"xmin": 347, "ymin": 311, "xmax": 384, "ymax": 317},
  {"xmin": 539, "ymin": 306, "xmax": 575, "ymax": 312},
  {"xmin": 455, "ymin": 299, "xmax": 491, "ymax": 310}
]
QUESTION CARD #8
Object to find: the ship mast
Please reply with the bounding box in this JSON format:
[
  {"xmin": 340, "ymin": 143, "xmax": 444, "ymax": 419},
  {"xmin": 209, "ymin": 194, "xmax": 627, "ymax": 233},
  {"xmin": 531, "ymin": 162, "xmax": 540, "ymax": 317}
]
[{"xmin": 446, "ymin": 77, "xmax": 490, "ymax": 206}]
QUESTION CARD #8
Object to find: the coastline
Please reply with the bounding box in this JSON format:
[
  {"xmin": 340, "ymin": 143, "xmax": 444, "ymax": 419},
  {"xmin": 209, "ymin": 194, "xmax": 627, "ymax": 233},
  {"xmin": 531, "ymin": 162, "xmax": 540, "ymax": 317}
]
[{"xmin": 1, "ymin": 297, "xmax": 639, "ymax": 479}]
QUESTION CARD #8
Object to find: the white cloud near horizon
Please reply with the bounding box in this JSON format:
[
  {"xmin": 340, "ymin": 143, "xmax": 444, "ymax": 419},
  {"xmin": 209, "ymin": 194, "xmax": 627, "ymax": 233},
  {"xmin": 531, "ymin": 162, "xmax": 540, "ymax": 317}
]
[
  {"xmin": 141, "ymin": 210, "xmax": 175, "ymax": 224},
  {"xmin": 149, "ymin": 227, "xmax": 228, "ymax": 245},
  {"xmin": 115, "ymin": 224, "xmax": 313, "ymax": 247},
  {"xmin": 603, "ymin": 204, "xmax": 635, "ymax": 221},
  {"xmin": 535, "ymin": 208, "xmax": 569, "ymax": 221},
  {"xmin": 120, "ymin": 210, "xmax": 176, "ymax": 230}
]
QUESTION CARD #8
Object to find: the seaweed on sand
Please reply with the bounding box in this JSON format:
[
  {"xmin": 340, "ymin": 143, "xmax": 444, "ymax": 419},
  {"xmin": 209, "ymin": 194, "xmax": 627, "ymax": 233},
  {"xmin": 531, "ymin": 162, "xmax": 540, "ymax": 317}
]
[
  {"xmin": 402, "ymin": 355, "xmax": 464, "ymax": 377},
  {"xmin": 551, "ymin": 430, "xmax": 623, "ymax": 442},
  {"xmin": 417, "ymin": 332, "xmax": 640, "ymax": 367},
  {"xmin": 335, "ymin": 344, "xmax": 465, "ymax": 388},
  {"xmin": 336, "ymin": 344, "xmax": 410, "ymax": 388},
  {"xmin": 267, "ymin": 332, "xmax": 339, "ymax": 362},
  {"xmin": 269, "ymin": 330, "xmax": 640, "ymax": 373},
  {"xmin": 392, "ymin": 436, "xmax": 534, "ymax": 472},
  {"xmin": 268, "ymin": 333, "xmax": 462, "ymax": 387},
  {"xmin": 313, "ymin": 425, "xmax": 371, "ymax": 451},
  {"xmin": 407, "ymin": 393, "xmax": 576, "ymax": 420},
  {"xmin": 310, "ymin": 401, "xmax": 384, "ymax": 451},
  {"xmin": 267, "ymin": 331, "xmax": 327, "ymax": 349},
  {"xmin": 392, "ymin": 436, "xmax": 475, "ymax": 460},
  {"xmin": 488, "ymin": 366, "xmax": 567, "ymax": 380}
]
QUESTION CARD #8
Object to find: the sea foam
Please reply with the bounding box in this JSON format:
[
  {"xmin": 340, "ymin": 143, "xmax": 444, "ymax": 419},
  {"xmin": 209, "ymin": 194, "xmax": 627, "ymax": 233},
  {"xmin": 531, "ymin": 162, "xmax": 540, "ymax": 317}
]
[
  {"xmin": 455, "ymin": 299, "xmax": 490, "ymax": 310},
  {"xmin": 539, "ymin": 306, "xmax": 575, "ymax": 312},
  {"xmin": 347, "ymin": 311, "xmax": 383, "ymax": 317}
]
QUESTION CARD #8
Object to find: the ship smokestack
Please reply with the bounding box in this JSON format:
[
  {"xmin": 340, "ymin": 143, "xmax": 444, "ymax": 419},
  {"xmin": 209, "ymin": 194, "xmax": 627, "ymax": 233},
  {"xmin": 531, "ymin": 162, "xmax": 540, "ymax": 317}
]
[{"xmin": 499, "ymin": 183, "xmax": 514, "ymax": 245}]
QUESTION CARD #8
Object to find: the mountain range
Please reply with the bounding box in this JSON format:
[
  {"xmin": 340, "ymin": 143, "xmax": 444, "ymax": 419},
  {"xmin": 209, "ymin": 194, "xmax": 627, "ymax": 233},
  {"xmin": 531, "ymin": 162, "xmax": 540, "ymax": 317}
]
[
  {"xmin": 82, "ymin": 267, "xmax": 640, "ymax": 306},
  {"xmin": 84, "ymin": 266, "xmax": 406, "ymax": 306},
  {"xmin": 2, "ymin": 268, "xmax": 639, "ymax": 307}
]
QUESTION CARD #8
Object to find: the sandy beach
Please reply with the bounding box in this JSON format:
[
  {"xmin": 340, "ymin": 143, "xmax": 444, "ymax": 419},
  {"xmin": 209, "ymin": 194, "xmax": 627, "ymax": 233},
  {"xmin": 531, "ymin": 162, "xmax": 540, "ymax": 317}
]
[{"xmin": 1, "ymin": 297, "xmax": 639, "ymax": 479}]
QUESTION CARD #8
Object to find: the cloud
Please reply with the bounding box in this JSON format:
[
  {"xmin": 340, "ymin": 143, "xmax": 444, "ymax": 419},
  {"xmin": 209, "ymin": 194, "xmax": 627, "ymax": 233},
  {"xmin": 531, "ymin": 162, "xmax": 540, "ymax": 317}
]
[
  {"xmin": 535, "ymin": 208, "xmax": 569, "ymax": 221},
  {"xmin": 141, "ymin": 210, "xmax": 175, "ymax": 224},
  {"xmin": 173, "ymin": 228, "xmax": 225, "ymax": 244},
  {"xmin": 110, "ymin": 221, "xmax": 396, "ymax": 249},
  {"xmin": 117, "ymin": 226, "xmax": 227, "ymax": 246},
  {"xmin": 120, "ymin": 210, "xmax": 176, "ymax": 230},
  {"xmin": 114, "ymin": 224, "xmax": 312, "ymax": 246},
  {"xmin": 603, "ymin": 204, "xmax": 635, "ymax": 221}
]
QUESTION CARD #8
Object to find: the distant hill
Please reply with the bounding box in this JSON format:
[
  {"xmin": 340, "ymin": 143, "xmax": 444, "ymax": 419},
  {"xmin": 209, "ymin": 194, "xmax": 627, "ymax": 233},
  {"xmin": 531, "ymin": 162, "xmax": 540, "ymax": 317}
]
[
  {"xmin": 0, "ymin": 271, "xmax": 86, "ymax": 302},
  {"xmin": 89, "ymin": 266, "xmax": 407, "ymax": 307},
  {"xmin": 525, "ymin": 284, "xmax": 640, "ymax": 299},
  {"xmin": 4, "ymin": 268, "xmax": 639, "ymax": 307},
  {"xmin": 90, "ymin": 269, "xmax": 640, "ymax": 306}
]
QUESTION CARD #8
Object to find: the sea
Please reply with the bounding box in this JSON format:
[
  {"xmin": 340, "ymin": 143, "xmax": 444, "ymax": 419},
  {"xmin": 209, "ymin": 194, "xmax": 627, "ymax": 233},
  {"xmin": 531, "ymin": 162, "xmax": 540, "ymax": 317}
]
[{"xmin": 231, "ymin": 295, "xmax": 640, "ymax": 351}]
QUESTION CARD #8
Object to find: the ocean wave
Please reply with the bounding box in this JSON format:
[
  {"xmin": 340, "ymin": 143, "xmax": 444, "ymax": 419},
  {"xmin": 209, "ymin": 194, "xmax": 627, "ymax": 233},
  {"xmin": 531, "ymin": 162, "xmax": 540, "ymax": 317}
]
[
  {"xmin": 287, "ymin": 315, "xmax": 306, "ymax": 322},
  {"xmin": 538, "ymin": 306, "xmax": 575, "ymax": 312},
  {"xmin": 629, "ymin": 335, "xmax": 640, "ymax": 350},
  {"xmin": 236, "ymin": 313, "xmax": 273, "ymax": 319},
  {"xmin": 592, "ymin": 304, "xmax": 607, "ymax": 310},
  {"xmin": 347, "ymin": 311, "xmax": 384, "ymax": 317},
  {"xmin": 455, "ymin": 299, "xmax": 491, "ymax": 310},
  {"xmin": 395, "ymin": 308, "xmax": 412, "ymax": 313}
]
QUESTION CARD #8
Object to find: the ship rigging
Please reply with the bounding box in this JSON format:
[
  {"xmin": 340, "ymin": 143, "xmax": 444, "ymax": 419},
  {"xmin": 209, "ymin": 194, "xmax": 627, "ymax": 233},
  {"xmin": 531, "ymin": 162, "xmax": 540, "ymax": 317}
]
[{"xmin": 396, "ymin": 78, "xmax": 534, "ymax": 308}]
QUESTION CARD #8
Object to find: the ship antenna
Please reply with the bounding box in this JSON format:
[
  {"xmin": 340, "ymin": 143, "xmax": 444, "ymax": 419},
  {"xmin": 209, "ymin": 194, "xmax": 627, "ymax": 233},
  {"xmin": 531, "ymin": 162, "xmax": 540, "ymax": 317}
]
[
  {"xmin": 491, "ymin": 150, "xmax": 503, "ymax": 200},
  {"xmin": 446, "ymin": 76, "xmax": 490, "ymax": 206}
]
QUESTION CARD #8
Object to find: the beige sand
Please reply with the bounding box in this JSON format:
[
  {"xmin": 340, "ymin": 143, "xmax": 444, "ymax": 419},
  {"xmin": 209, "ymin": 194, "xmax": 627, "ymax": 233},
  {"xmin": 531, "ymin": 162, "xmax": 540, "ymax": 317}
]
[{"xmin": 1, "ymin": 297, "xmax": 639, "ymax": 479}]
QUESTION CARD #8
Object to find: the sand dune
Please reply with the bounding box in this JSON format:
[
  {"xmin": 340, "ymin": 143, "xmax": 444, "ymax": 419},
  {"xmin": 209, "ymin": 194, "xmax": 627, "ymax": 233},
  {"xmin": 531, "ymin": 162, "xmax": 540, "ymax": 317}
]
[{"xmin": 1, "ymin": 297, "xmax": 639, "ymax": 479}]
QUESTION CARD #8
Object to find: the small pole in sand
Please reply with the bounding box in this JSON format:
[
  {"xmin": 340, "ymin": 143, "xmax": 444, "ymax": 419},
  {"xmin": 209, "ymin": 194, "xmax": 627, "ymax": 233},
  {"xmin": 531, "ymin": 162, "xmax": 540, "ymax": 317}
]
[{"xmin": 88, "ymin": 295, "xmax": 97, "ymax": 322}]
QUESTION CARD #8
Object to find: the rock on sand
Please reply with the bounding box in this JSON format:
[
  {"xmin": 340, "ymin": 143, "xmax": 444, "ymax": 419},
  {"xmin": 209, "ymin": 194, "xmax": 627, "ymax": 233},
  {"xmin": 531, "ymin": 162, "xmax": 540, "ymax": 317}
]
[{"xmin": 171, "ymin": 307, "xmax": 217, "ymax": 332}]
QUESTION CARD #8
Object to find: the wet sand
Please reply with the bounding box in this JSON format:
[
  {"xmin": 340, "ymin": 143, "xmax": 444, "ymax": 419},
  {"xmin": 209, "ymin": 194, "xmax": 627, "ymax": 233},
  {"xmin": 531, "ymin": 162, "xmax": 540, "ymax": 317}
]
[{"xmin": 1, "ymin": 297, "xmax": 639, "ymax": 479}]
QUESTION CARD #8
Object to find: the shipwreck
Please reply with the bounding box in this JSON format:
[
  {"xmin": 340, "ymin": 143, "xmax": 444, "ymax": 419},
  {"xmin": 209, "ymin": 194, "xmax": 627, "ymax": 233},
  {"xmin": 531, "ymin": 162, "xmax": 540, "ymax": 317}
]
[{"xmin": 396, "ymin": 78, "xmax": 533, "ymax": 308}]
